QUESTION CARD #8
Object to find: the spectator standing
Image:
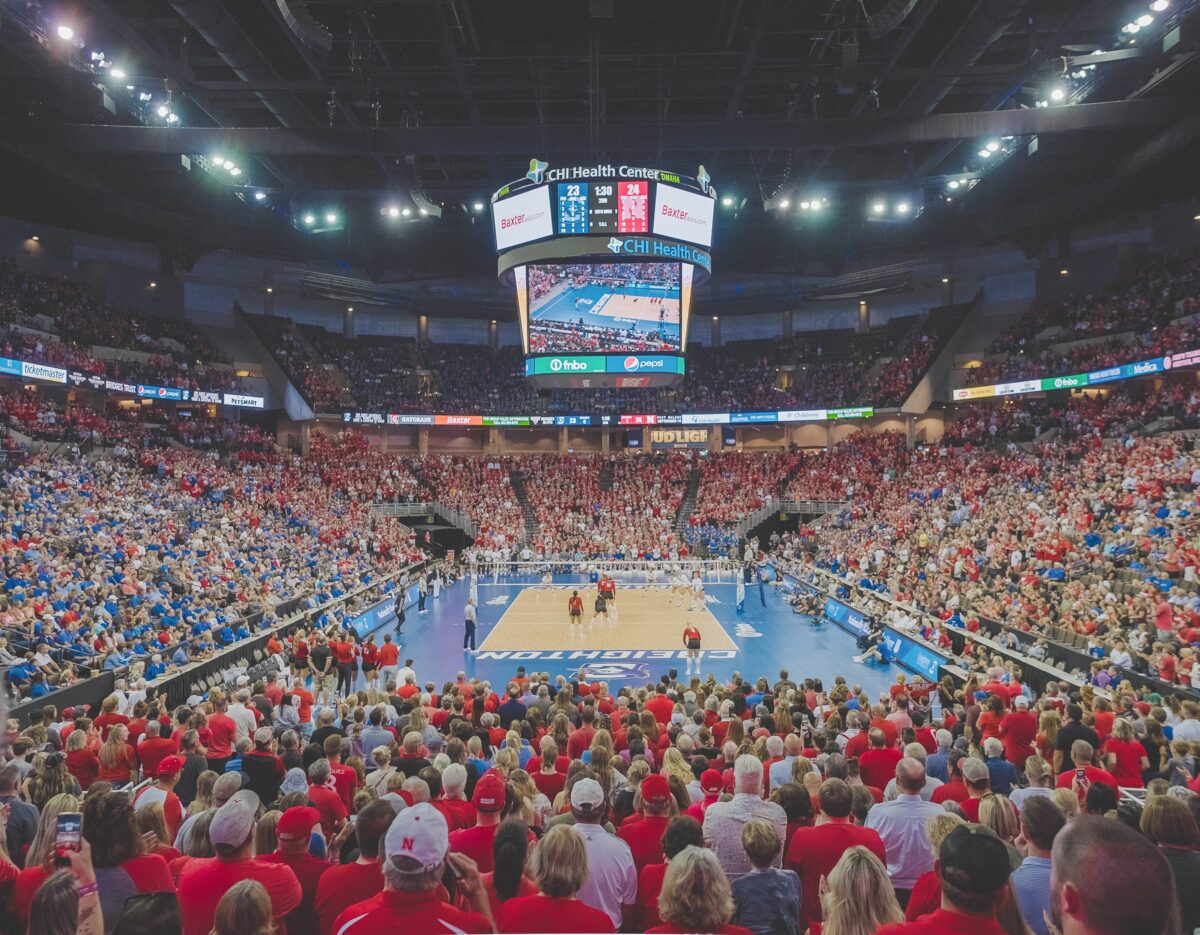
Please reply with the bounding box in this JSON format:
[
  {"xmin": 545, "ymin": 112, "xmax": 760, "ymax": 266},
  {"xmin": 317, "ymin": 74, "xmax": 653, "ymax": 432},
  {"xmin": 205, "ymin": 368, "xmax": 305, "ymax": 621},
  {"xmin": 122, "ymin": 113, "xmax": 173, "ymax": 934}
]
[
  {"xmin": 647, "ymin": 846, "xmax": 753, "ymax": 935},
  {"xmin": 703, "ymin": 755, "xmax": 788, "ymax": 881},
  {"xmin": 1010, "ymin": 796, "xmax": 1066, "ymax": 935},
  {"xmin": 496, "ymin": 824, "xmax": 615, "ymax": 933},
  {"xmin": 864, "ymin": 758, "xmax": 944, "ymax": 903},
  {"xmin": 314, "ymin": 799, "xmax": 395, "ymax": 933},
  {"xmin": 730, "ymin": 820, "xmax": 801, "ymax": 935},
  {"xmin": 571, "ymin": 777, "xmax": 637, "ymax": 929}
]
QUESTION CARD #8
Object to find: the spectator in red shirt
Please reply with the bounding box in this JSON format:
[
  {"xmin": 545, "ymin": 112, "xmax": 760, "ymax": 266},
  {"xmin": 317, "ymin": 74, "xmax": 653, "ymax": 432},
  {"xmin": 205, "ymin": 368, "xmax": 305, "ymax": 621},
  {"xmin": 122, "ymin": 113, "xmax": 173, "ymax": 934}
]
[
  {"xmin": 859, "ymin": 729, "xmax": 904, "ymax": 791},
  {"xmin": 1055, "ymin": 740, "xmax": 1118, "ymax": 794},
  {"xmin": 957, "ymin": 757, "xmax": 994, "ymax": 822},
  {"xmin": 998, "ymin": 695, "xmax": 1038, "ymax": 769},
  {"xmin": 323, "ymin": 734, "xmax": 358, "ymax": 812},
  {"xmin": 315, "ymin": 799, "xmax": 394, "ymax": 934},
  {"xmin": 65, "ymin": 729, "xmax": 100, "ymax": 790},
  {"xmin": 635, "ymin": 816, "xmax": 704, "ymax": 930},
  {"xmin": 646, "ymin": 845, "xmax": 753, "ymax": 935},
  {"xmin": 135, "ymin": 720, "xmax": 177, "ymax": 779},
  {"xmin": 93, "ymin": 694, "xmax": 130, "ymax": 741},
  {"xmin": 645, "ymin": 686, "xmax": 675, "ymax": 729},
  {"xmin": 205, "ymin": 698, "xmax": 238, "ymax": 773},
  {"xmin": 333, "ymin": 803, "xmax": 492, "ymax": 934},
  {"xmin": 533, "ymin": 740, "xmax": 568, "ymax": 801},
  {"xmin": 178, "ymin": 789, "xmax": 300, "ymax": 935},
  {"xmin": 256, "ymin": 806, "xmax": 329, "ymax": 935},
  {"xmin": 568, "ymin": 709, "xmax": 599, "ymax": 760},
  {"xmin": 432, "ymin": 763, "xmax": 477, "ymax": 832},
  {"xmin": 685, "ymin": 769, "xmax": 725, "ymax": 824},
  {"xmin": 1104, "ymin": 719, "xmax": 1150, "ymax": 789},
  {"xmin": 497, "ymin": 824, "xmax": 615, "ymax": 933},
  {"xmin": 133, "ymin": 754, "xmax": 186, "ymax": 840},
  {"xmin": 448, "ymin": 771, "xmax": 507, "ymax": 872},
  {"xmin": 618, "ymin": 774, "xmax": 673, "ymax": 872},
  {"xmin": 307, "ymin": 759, "xmax": 348, "ymax": 839},
  {"xmin": 785, "ymin": 778, "xmax": 887, "ymax": 926}
]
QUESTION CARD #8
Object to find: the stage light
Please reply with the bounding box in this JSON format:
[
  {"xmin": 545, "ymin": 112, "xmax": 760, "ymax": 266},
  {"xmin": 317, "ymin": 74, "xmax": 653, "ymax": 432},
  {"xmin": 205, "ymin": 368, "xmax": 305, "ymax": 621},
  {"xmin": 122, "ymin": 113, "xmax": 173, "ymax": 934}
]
[
  {"xmin": 948, "ymin": 180, "xmax": 960, "ymax": 189},
  {"xmin": 222, "ymin": 160, "xmax": 234, "ymax": 170},
  {"xmin": 30, "ymin": 235, "xmax": 39, "ymax": 242},
  {"xmin": 418, "ymin": 208, "xmax": 428, "ymax": 216},
  {"xmin": 871, "ymin": 202, "xmax": 886, "ymax": 214},
  {"xmin": 229, "ymin": 167, "xmax": 241, "ymax": 176},
  {"xmin": 147, "ymin": 281, "xmax": 156, "ymax": 288},
  {"xmin": 138, "ymin": 91, "xmax": 153, "ymax": 102},
  {"xmin": 156, "ymin": 105, "xmax": 169, "ymax": 118},
  {"xmin": 1049, "ymin": 87, "xmax": 1067, "ymax": 102},
  {"xmin": 387, "ymin": 205, "xmax": 400, "ymax": 217},
  {"xmin": 401, "ymin": 208, "xmax": 412, "ymax": 217},
  {"xmin": 779, "ymin": 199, "xmax": 790, "ymax": 209},
  {"xmin": 303, "ymin": 214, "xmax": 315, "ymax": 225},
  {"xmin": 167, "ymin": 113, "xmax": 180, "ymax": 124},
  {"xmin": 325, "ymin": 213, "xmax": 337, "ymax": 224},
  {"xmin": 56, "ymin": 25, "xmax": 74, "ymax": 40},
  {"xmin": 1137, "ymin": 13, "xmax": 1153, "ymax": 26},
  {"xmin": 111, "ymin": 68, "xmax": 125, "ymax": 79},
  {"xmin": 941, "ymin": 277, "xmax": 950, "ymax": 283},
  {"xmin": 896, "ymin": 202, "xmax": 911, "ymax": 214},
  {"xmin": 211, "ymin": 155, "xmax": 225, "ymax": 166},
  {"xmin": 1150, "ymin": 0, "xmax": 1169, "ymax": 10},
  {"xmin": 979, "ymin": 149, "xmax": 992, "ymax": 158},
  {"xmin": 1124, "ymin": 21, "xmax": 1140, "ymax": 32},
  {"xmin": 721, "ymin": 196, "xmax": 734, "ymax": 206},
  {"xmin": 1059, "ymin": 268, "xmax": 1069, "ymax": 276},
  {"xmin": 472, "ymin": 202, "xmax": 484, "ymax": 212},
  {"xmin": 799, "ymin": 201, "xmax": 810, "ymax": 210},
  {"xmin": 265, "ymin": 287, "xmax": 273, "ymax": 293},
  {"xmin": 986, "ymin": 141, "xmax": 1000, "ymax": 152},
  {"xmin": 254, "ymin": 192, "xmax": 266, "ymax": 201},
  {"xmin": 809, "ymin": 199, "xmax": 823, "ymax": 211}
]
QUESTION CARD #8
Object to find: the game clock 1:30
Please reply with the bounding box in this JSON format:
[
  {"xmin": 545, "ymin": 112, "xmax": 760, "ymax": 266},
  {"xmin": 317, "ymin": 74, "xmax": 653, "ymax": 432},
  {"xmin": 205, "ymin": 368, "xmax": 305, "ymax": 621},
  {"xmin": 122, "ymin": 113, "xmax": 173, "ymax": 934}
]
[{"xmin": 556, "ymin": 181, "xmax": 623, "ymax": 235}]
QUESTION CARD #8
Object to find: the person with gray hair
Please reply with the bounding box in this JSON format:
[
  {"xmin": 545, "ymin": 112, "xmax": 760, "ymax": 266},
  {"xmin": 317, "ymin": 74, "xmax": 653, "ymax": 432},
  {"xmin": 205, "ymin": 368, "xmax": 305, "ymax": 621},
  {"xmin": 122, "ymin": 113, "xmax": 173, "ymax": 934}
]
[
  {"xmin": 883, "ymin": 743, "xmax": 944, "ymax": 800},
  {"xmin": 864, "ymin": 756, "xmax": 944, "ymax": 904},
  {"xmin": 983, "ymin": 736, "xmax": 1021, "ymax": 797},
  {"xmin": 173, "ymin": 769, "xmax": 245, "ymax": 851},
  {"xmin": 768, "ymin": 734, "xmax": 802, "ymax": 790},
  {"xmin": 703, "ymin": 754, "xmax": 788, "ymax": 881},
  {"xmin": 926, "ymin": 729, "xmax": 955, "ymax": 783},
  {"xmin": 329, "ymin": 803, "xmax": 492, "ymax": 933},
  {"xmin": 307, "ymin": 758, "xmax": 348, "ymax": 839}
]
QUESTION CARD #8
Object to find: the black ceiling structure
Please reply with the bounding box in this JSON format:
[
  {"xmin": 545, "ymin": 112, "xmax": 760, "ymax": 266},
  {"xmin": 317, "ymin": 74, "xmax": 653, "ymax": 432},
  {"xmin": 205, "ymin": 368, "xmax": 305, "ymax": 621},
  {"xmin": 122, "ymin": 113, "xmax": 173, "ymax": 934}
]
[{"xmin": 0, "ymin": 0, "xmax": 1197, "ymax": 277}]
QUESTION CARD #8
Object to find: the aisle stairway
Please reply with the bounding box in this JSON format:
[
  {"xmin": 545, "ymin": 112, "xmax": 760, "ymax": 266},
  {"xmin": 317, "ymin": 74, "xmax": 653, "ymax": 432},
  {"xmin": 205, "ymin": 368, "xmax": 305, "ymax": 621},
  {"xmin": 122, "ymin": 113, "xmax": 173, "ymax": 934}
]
[
  {"xmin": 510, "ymin": 468, "xmax": 541, "ymax": 543},
  {"xmin": 674, "ymin": 466, "xmax": 702, "ymax": 537},
  {"xmin": 599, "ymin": 460, "xmax": 616, "ymax": 492}
]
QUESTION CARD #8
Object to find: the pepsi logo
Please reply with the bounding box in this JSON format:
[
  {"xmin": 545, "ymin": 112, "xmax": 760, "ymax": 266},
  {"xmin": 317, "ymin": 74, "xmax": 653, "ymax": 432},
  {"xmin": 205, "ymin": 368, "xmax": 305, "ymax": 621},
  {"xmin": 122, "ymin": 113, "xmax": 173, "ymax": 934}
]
[{"xmin": 624, "ymin": 356, "xmax": 640, "ymax": 371}]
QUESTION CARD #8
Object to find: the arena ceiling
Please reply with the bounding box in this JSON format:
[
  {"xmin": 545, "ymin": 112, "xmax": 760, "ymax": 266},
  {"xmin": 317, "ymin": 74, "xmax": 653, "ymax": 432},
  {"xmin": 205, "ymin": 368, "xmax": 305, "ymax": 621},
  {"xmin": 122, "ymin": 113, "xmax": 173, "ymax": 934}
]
[{"xmin": 0, "ymin": 0, "xmax": 1197, "ymax": 277}]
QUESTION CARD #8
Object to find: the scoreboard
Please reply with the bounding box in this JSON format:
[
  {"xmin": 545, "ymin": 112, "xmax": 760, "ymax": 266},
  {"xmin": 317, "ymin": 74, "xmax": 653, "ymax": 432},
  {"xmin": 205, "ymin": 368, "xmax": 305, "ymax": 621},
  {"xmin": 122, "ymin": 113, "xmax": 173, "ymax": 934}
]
[{"xmin": 556, "ymin": 180, "xmax": 654, "ymax": 236}]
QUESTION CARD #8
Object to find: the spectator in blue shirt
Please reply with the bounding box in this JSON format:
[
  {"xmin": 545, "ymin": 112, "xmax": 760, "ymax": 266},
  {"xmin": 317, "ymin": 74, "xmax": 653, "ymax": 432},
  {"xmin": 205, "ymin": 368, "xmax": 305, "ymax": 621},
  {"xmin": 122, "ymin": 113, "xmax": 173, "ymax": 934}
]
[
  {"xmin": 1010, "ymin": 796, "xmax": 1065, "ymax": 935},
  {"xmin": 983, "ymin": 737, "xmax": 1021, "ymax": 797}
]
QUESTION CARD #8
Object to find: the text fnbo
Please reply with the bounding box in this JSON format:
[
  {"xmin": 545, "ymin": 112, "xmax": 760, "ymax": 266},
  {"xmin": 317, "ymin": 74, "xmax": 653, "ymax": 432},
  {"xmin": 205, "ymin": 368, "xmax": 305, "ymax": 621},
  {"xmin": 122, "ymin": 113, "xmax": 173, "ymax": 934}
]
[{"xmin": 549, "ymin": 358, "xmax": 592, "ymax": 372}]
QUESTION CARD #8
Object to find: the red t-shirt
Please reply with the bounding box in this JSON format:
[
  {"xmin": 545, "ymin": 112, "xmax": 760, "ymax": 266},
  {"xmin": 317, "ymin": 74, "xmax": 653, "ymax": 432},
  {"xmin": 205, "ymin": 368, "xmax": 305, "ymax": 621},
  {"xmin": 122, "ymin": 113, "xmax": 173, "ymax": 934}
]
[
  {"xmin": 256, "ymin": 850, "xmax": 330, "ymax": 935},
  {"xmin": 1055, "ymin": 765, "xmax": 1118, "ymax": 792},
  {"xmin": 308, "ymin": 783, "xmax": 349, "ymax": 837},
  {"xmin": 449, "ymin": 823, "xmax": 502, "ymax": 873},
  {"xmin": 178, "ymin": 856, "xmax": 302, "ymax": 935},
  {"xmin": 931, "ymin": 779, "xmax": 968, "ymax": 804},
  {"xmin": 137, "ymin": 736, "xmax": 178, "ymax": 777},
  {"xmin": 66, "ymin": 748, "xmax": 100, "ymax": 789},
  {"xmin": 617, "ymin": 814, "xmax": 670, "ymax": 872},
  {"xmin": 1104, "ymin": 738, "xmax": 1146, "ymax": 788},
  {"xmin": 464, "ymin": 871, "xmax": 538, "ymax": 921},
  {"xmin": 998, "ymin": 711, "xmax": 1038, "ymax": 769},
  {"xmin": 785, "ymin": 821, "xmax": 888, "ymax": 924},
  {"xmin": 329, "ymin": 760, "xmax": 359, "ymax": 811},
  {"xmin": 498, "ymin": 894, "xmax": 615, "ymax": 933},
  {"xmin": 878, "ymin": 907, "xmax": 1008, "ymax": 935},
  {"xmin": 378, "ymin": 643, "xmax": 400, "ymax": 666},
  {"xmin": 533, "ymin": 770, "xmax": 567, "ymax": 801},
  {"xmin": 905, "ymin": 869, "xmax": 942, "ymax": 921},
  {"xmin": 432, "ymin": 797, "xmax": 477, "ymax": 833},
  {"xmin": 98, "ymin": 743, "xmax": 138, "ymax": 782},
  {"xmin": 637, "ymin": 862, "xmax": 668, "ymax": 929},
  {"xmin": 647, "ymin": 925, "xmax": 753, "ymax": 935},
  {"xmin": 315, "ymin": 861, "xmax": 384, "ymax": 935},
  {"xmin": 858, "ymin": 748, "xmax": 903, "ymax": 790},
  {"xmin": 333, "ymin": 889, "xmax": 489, "ymax": 935},
  {"xmin": 206, "ymin": 713, "xmax": 238, "ymax": 758}
]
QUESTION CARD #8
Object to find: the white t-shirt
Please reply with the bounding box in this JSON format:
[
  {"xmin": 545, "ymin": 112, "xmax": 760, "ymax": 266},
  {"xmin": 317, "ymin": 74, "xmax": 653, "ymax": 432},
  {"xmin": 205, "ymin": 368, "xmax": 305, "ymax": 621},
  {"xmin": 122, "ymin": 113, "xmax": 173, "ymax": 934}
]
[{"xmin": 574, "ymin": 821, "xmax": 637, "ymax": 927}]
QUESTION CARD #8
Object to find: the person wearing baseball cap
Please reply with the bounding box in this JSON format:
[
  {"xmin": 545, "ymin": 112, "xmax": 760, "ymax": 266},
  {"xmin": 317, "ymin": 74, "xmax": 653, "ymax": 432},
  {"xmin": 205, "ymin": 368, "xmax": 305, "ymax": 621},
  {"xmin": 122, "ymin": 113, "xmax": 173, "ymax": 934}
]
[
  {"xmin": 957, "ymin": 756, "xmax": 993, "ymax": 822},
  {"xmin": 1000, "ymin": 693, "xmax": 1038, "ymax": 770},
  {"xmin": 877, "ymin": 824, "xmax": 1014, "ymax": 934},
  {"xmin": 617, "ymin": 773, "xmax": 674, "ymax": 872},
  {"xmin": 332, "ymin": 802, "xmax": 492, "ymax": 934},
  {"xmin": 685, "ymin": 769, "xmax": 726, "ymax": 824},
  {"xmin": 256, "ymin": 806, "xmax": 328, "ymax": 935},
  {"xmin": 242, "ymin": 726, "xmax": 285, "ymax": 806},
  {"xmin": 447, "ymin": 771, "xmax": 512, "ymax": 872},
  {"xmin": 177, "ymin": 790, "xmax": 302, "ymax": 935},
  {"xmin": 570, "ymin": 776, "xmax": 637, "ymax": 928},
  {"xmin": 133, "ymin": 753, "xmax": 186, "ymax": 839}
]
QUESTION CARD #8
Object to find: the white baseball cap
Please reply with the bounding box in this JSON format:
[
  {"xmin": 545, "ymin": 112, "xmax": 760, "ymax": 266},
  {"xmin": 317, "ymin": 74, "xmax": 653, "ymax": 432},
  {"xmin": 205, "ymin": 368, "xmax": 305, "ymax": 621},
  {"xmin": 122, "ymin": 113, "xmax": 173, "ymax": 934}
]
[
  {"xmin": 1014, "ymin": 695, "xmax": 1030, "ymax": 708},
  {"xmin": 570, "ymin": 777, "xmax": 605, "ymax": 811},
  {"xmin": 209, "ymin": 790, "xmax": 260, "ymax": 848},
  {"xmin": 384, "ymin": 802, "xmax": 448, "ymax": 872}
]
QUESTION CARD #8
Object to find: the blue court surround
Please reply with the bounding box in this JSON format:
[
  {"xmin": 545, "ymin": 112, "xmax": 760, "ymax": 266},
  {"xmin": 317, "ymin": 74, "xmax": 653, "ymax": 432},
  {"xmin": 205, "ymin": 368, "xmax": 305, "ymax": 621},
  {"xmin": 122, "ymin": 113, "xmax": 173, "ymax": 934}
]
[{"xmin": 377, "ymin": 573, "xmax": 897, "ymax": 694}]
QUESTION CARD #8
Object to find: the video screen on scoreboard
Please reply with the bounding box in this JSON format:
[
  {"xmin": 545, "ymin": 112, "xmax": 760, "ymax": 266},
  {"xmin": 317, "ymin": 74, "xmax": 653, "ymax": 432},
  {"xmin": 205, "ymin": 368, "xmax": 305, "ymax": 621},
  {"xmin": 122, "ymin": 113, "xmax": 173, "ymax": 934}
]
[
  {"xmin": 555, "ymin": 180, "xmax": 651, "ymax": 236},
  {"xmin": 526, "ymin": 262, "xmax": 682, "ymax": 355}
]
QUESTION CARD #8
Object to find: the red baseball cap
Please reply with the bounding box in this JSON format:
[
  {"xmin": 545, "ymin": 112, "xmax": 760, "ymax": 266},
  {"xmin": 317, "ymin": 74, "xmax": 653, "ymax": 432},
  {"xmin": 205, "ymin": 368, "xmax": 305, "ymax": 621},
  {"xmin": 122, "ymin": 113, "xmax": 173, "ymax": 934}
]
[
  {"xmin": 155, "ymin": 755, "xmax": 186, "ymax": 778},
  {"xmin": 472, "ymin": 772, "xmax": 506, "ymax": 812},
  {"xmin": 277, "ymin": 806, "xmax": 321, "ymax": 840},
  {"xmin": 700, "ymin": 769, "xmax": 724, "ymax": 794},
  {"xmin": 640, "ymin": 774, "xmax": 671, "ymax": 806}
]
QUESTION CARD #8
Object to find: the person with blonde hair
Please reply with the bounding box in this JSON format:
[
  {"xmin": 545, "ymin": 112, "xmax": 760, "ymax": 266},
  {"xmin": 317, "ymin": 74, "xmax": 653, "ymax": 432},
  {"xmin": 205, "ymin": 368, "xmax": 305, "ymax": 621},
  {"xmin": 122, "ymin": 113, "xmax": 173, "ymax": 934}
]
[
  {"xmin": 211, "ymin": 879, "xmax": 275, "ymax": 935},
  {"xmin": 660, "ymin": 747, "xmax": 693, "ymax": 788},
  {"xmin": 1140, "ymin": 795, "xmax": 1200, "ymax": 932},
  {"xmin": 821, "ymin": 845, "xmax": 904, "ymax": 935},
  {"xmin": 1009, "ymin": 756, "xmax": 1053, "ymax": 811},
  {"xmin": 648, "ymin": 845, "xmax": 751, "ymax": 935},
  {"xmin": 1050, "ymin": 787, "xmax": 1080, "ymax": 819},
  {"xmin": 253, "ymin": 810, "xmax": 281, "ymax": 858},
  {"xmin": 97, "ymin": 724, "xmax": 137, "ymax": 788},
  {"xmin": 136, "ymin": 801, "xmax": 182, "ymax": 862},
  {"xmin": 496, "ymin": 824, "xmax": 615, "ymax": 933},
  {"xmin": 364, "ymin": 746, "xmax": 395, "ymax": 796},
  {"xmin": 730, "ymin": 820, "xmax": 801, "ymax": 935}
]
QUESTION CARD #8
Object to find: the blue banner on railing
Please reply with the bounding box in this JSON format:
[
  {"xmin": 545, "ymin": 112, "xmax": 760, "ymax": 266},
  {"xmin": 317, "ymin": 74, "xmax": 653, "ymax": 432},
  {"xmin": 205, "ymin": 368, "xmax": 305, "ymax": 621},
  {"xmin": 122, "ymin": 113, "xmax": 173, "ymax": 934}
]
[
  {"xmin": 349, "ymin": 596, "xmax": 398, "ymax": 639},
  {"xmin": 823, "ymin": 597, "xmax": 869, "ymax": 635},
  {"xmin": 881, "ymin": 630, "xmax": 945, "ymax": 681}
]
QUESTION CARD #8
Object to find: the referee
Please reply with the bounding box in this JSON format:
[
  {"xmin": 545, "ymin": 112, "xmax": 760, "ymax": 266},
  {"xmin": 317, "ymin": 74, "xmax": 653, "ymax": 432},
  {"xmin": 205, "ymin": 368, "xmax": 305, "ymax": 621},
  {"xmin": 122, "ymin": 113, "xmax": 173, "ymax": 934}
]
[{"xmin": 463, "ymin": 597, "xmax": 478, "ymax": 652}]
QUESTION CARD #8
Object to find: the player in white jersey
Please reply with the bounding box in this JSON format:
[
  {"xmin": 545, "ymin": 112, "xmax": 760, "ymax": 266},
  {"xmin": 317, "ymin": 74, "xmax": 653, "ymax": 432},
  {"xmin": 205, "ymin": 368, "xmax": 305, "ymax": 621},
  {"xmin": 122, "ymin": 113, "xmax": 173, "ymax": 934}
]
[{"xmin": 689, "ymin": 571, "xmax": 706, "ymax": 612}]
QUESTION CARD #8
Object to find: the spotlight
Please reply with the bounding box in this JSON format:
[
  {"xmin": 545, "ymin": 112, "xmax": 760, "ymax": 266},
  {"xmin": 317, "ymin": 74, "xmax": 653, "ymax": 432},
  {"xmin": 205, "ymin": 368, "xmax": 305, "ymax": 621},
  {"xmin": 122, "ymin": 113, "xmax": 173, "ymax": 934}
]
[
  {"xmin": 472, "ymin": 202, "xmax": 484, "ymax": 212},
  {"xmin": 721, "ymin": 196, "xmax": 734, "ymax": 207},
  {"xmin": 147, "ymin": 281, "xmax": 156, "ymax": 288},
  {"xmin": 401, "ymin": 208, "xmax": 412, "ymax": 217},
  {"xmin": 799, "ymin": 201, "xmax": 810, "ymax": 210},
  {"xmin": 986, "ymin": 141, "xmax": 1000, "ymax": 152},
  {"xmin": 1137, "ymin": 14, "xmax": 1153, "ymax": 26},
  {"xmin": 896, "ymin": 202, "xmax": 911, "ymax": 214},
  {"xmin": 229, "ymin": 167, "xmax": 241, "ymax": 176},
  {"xmin": 809, "ymin": 199, "xmax": 823, "ymax": 211},
  {"xmin": 1059, "ymin": 268, "xmax": 1069, "ymax": 276},
  {"xmin": 325, "ymin": 213, "xmax": 337, "ymax": 224},
  {"xmin": 941, "ymin": 277, "xmax": 950, "ymax": 283},
  {"xmin": 1049, "ymin": 87, "xmax": 1067, "ymax": 102},
  {"xmin": 979, "ymin": 149, "xmax": 992, "ymax": 158},
  {"xmin": 387, "ymin": 205, "xmax": 400, "ymax": 217},
  {"xmin": 871, "ymin": 202, "xmax": 886, "ymax": 214},
  {"xmin": 156, "ymin": 105, "xmax": 169, "ymax": 118},
  {"xmin": 303, "ymin": 214, "xmax": 315, "ymax": 225},
  {"xmin": 30, "ymin": 235, "xmax": 39, "ymax": 242},
  {"xmin": 266, "ymin": 287, "xmax": 273, "ymax": 294},
  {"xmin": 1150, "ymin": 0, "xmax": 1169, "ymax": 10},
  {"xmin": 222, "ymin": 160, "xmax": 234, "ymax": 170},
  {"xmin": 56, "ymin": 25, "xmax": 74, "ymax": 40},
  {"xmin": 779, "ymin": 199, "xmax": 790, "ymax": 209},
  {"xmin": 1124, "ymin": 22, "xmax": 1140, "ymax": 32},
  {"xmin": 948, "ymin": 180, "xmax": 960, "ymax": 189},
  {"xmin": 211, "ymin": 155, "xmax": 225, "ymax": 166},
  {"xmin": 111, "ymin": 68, "xmax": 126, "ymax": 79},
  {"xmin": 418, "ymin": 208, "xmax": 428, "ymax": 216},
  {"xmin": 138, "ymin": 92, "xmax": 153, "ymax": 102},
  {"xmin": 254, "ymin": 192, "xmax": 266, "ymax": 201},
  {"xmin": 167, "ymin": 113, "xmax": 180, "ymax": 124}
]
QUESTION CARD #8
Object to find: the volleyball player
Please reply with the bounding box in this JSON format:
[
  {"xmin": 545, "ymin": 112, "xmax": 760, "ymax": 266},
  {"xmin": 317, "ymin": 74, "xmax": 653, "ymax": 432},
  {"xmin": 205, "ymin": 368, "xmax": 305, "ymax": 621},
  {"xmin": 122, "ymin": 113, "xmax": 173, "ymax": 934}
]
[
  {"xmin": 671, "ymin": 570, "xmax": 689, "ymax": 606},
  {"xmin": 593, "ymin": 589, "xmax": 609, "ymax": 625},
  {"xmin": 568, "ymin": 590, "xmax": 584, "ymax": 630},
  {"xmin": 689, "ymin": 570, "xmax": 706, "ymax": 612},
  {"xmin": 598, "ymin": 573, "xmax": 616, "ymax": 607},
  {"xmin": 682, "ymin": 622, "xmax": 703, "ymax": 676}
]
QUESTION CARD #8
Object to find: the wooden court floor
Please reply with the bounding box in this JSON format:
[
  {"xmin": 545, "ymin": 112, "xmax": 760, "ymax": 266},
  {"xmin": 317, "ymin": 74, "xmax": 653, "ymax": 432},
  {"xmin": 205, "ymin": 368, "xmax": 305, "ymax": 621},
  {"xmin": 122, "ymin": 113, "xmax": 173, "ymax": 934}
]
[{"xmin": 476, "ymin": 585, "xmax": 737, "ymax": 652}]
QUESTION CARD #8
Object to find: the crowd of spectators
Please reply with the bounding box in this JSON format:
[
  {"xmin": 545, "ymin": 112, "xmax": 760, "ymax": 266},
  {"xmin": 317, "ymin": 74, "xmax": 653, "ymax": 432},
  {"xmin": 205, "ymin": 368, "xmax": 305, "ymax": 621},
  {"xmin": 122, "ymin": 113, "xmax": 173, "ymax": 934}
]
[{"xmin": 246, "ymin": 316, "xmax": 355, "ymax": 413}]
